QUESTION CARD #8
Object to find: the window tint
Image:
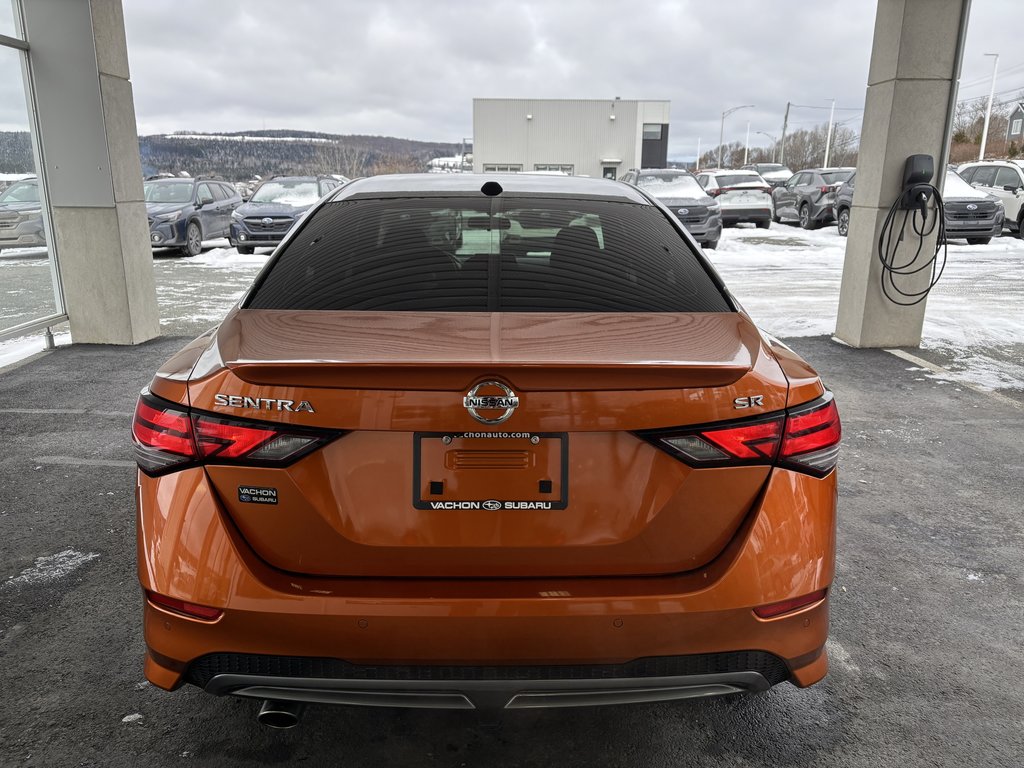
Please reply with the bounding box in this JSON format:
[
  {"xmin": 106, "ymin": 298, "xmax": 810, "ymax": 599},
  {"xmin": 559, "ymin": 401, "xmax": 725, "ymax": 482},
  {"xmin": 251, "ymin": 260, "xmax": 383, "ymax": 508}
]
[
  {"xmin": 971, "ymin": 166, "xmax": 997, "ymax": 187},
  {"xmin": 209, "ymin": 184, "xmax": 228, "ymax": 201},
  {"xmin": 246, "ymin": 197, "xmax": 730, "ymax": 313},
  {"xmin": 714, "ymin": 174, "xmax": 761, "ymax": 187},
  {"xmin": 197, "ymin": 183, "xmax": 214, "ymax": 203},
  {"xmin": 958, "ymin": 167, "xmax": 976, "ymax": 183},
  {"xmin": 994, "ymin": 167, "xmax": 1021, "ymax": 188},
  {"xmin": 821, "ymin": 171, "xmax": 853, "ymax": 184}
]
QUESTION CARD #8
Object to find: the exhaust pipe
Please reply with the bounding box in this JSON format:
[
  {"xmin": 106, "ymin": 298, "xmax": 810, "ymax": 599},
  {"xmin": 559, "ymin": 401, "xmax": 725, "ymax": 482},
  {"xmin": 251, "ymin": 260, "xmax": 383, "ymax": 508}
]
[{"xmin": 257, "ymin": 699, "xmax": 304, "ymax": 729}]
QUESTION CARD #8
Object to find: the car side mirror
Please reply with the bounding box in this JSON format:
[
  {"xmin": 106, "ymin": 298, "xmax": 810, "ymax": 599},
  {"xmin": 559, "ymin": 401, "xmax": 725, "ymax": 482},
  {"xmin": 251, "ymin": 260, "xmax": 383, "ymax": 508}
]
[
  {"xmin": 1003, "ymin": 184, "xmax": 1021, "ymax": 192},
  {"xmin": 197, "ymin": 196, "xmax": 213, "ymax": 207}
]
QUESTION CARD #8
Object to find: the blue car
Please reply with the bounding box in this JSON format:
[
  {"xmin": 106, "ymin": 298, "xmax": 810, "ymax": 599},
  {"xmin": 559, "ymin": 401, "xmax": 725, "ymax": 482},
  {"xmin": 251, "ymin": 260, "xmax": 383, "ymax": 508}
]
[
  {"xmin": 229, "ymin": 176, "xmax": 346, "ymax": 254},
  {"xmin": 144, "ymin": 177, "xmax": 242, "ymax": 257}
]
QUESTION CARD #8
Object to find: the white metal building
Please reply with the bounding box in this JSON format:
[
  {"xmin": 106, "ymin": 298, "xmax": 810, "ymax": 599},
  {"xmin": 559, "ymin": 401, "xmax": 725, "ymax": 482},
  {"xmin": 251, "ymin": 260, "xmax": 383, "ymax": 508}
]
[{"xmin": 472, "ymin": 98, "xmax": 670, "ymax": 180}]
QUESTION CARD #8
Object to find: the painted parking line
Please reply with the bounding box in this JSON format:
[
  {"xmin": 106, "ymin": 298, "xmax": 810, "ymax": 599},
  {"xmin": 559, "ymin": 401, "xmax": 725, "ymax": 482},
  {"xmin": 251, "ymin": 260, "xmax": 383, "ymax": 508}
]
[
  {"xmin": 32, "ymin": 456, "xmax": 134, "ymax": 468},
  {"xmin": 885, "ymin": 348, "xmax": 1023, "ymax": 411},
  {"xmin": 0, "ymin": 408, "xmax": 132, "ymax": 417}
]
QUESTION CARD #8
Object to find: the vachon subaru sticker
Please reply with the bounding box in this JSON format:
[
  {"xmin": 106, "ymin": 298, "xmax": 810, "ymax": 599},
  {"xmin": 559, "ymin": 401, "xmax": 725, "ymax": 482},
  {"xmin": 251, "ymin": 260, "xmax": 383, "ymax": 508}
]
[{"xmin": 238, "ymin": 486, "xmax": 278, "ymax": 505}]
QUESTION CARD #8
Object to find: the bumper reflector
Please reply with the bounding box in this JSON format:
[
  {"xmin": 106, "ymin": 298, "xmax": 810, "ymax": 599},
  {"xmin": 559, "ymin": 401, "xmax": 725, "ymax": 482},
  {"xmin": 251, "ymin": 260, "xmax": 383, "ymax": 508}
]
[
  {"xmin": 753, "ymin": 589, "xmax": 827, "ymax": 619},
  {"xmin": 146, "ymin": 590, "xmax": 223, "ymax": 621}
]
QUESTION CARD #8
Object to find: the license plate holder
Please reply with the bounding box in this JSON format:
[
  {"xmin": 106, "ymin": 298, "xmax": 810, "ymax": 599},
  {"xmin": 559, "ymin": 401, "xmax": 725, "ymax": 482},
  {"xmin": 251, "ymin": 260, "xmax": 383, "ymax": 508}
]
[{"xmin": 413, "ymin": 431, "xmax": 568, "ymax": 510}]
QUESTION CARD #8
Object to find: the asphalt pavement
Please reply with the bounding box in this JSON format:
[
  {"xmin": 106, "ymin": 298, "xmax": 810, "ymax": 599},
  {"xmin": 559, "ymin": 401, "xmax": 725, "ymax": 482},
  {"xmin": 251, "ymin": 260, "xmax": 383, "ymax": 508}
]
[{"xmin": 0, "ymin": 334, "xmax": 1021, "ymax": 767}]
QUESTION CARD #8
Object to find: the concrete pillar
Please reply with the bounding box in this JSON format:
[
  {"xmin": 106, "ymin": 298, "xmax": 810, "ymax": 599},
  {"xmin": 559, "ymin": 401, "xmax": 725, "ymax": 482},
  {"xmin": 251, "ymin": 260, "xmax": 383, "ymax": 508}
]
[
  {"xmin": 20, "ymin": 0, "xmax": 159, "ymax": 345},
  {"xmin": 835, "ymin": 0, "xmax": 969, "ymax": 348}
]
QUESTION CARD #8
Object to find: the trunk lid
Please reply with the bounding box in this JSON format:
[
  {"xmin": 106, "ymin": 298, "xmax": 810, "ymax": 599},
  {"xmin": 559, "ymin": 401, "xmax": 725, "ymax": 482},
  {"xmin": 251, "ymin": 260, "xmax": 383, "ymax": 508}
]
[{"xmin": 189, "ymin": 308, "xmax": 791, "ymax": 578}]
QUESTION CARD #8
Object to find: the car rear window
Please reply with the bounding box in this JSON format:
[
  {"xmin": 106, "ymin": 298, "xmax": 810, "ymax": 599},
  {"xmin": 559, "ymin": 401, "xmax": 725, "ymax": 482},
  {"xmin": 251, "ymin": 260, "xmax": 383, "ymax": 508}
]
[
  {"xmin": 245, "ymin": 197, "xmax": 731, "ymax": 313},
  {"xmin": 713, "ymin": 174, "xmax": 762, "ymax": 187},
  {"xmin": 821, "ymin": 171, "xmax": 853, "ymax": 184}
]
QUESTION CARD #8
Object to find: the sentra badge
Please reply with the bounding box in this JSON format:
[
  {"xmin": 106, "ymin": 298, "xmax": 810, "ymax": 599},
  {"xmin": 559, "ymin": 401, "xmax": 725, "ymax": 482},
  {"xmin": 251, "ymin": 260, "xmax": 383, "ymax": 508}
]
[
  {"xmin": 463, "ymin": 381, "xmax": 519, "ymax": 425},
  {"xmin": 215, "ymin": 394, "xmax": 315, "ymax": 413}
]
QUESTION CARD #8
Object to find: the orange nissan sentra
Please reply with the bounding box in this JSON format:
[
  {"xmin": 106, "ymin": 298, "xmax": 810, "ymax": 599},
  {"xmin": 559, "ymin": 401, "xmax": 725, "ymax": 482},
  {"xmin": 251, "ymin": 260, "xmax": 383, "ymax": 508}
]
[{"xmin": 133, "ymin": 174, "xmax": 839, "ymax": 727}]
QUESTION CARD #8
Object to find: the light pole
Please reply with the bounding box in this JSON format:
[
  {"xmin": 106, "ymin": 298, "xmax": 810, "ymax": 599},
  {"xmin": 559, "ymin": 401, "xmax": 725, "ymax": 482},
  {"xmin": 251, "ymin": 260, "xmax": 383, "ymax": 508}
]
[
  {"xmin": 823, "ymin": 98, "xmax": 836, "ymax": 167},
  {"xmin": 696, "ymin": 137, "xmax": 701, "ymax": 172},
  {"xmin": 719, "ymin": 105, "xmax": 754, "ymax": 169},
  {"xmin": 980, "ymin": 53, "xmax": 999, "ymax": 160},
  {"xmin": 756, "ymin": 131, "xmax": 778, "ymax": 162},
  {"xmin": 743, "ymin": 121, "xmax": 750, "ymax": 165}
]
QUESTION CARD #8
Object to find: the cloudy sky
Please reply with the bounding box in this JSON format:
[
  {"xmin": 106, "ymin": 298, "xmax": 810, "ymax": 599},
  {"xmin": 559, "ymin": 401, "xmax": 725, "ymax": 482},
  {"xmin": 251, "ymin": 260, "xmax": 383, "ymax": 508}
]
[{"xmin": 3, "ymin": 1, "xmax": 1023, "ymax": 161}]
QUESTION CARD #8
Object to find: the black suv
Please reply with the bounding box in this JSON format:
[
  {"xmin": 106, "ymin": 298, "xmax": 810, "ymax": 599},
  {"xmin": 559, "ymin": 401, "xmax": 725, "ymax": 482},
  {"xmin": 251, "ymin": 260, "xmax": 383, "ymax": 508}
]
[
  {"xmin": 229, "ymin": 176, "xmax": 346, "ymax": 254},
  {"xmin": 144, "ymin": 177, "xmax": 243, "ymax": 257},
  {"xmin": 620, "ymin": 168, "xmax": 723, "ymax": 249},
  {"xmin": 771, "ymin": 168, "xmax": 854, "ymax": 229}
]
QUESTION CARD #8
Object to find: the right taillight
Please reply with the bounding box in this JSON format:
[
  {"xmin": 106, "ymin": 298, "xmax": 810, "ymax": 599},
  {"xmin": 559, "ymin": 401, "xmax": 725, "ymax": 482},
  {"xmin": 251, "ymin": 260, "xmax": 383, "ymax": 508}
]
[
  {"xmin": 637, "ymin": 392, "xmax": 840, "ymax": 477},
  {"xmin": 778, "ymin": 393, "xmax": 841, "ymax": 476},
  {"xmin": 132, "ymin": 390, "xmax": 341, "ymax": 476}
]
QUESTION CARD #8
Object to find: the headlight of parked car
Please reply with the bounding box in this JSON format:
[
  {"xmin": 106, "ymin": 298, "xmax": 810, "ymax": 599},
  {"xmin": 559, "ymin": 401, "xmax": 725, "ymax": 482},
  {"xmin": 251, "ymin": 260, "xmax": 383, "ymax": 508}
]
[
  {"xmin": 231, "ymin": 210, "xmax": 245, "ymax": 221},
  {"xmin": 156, "ymin": 211, "xmax": 182, "ymax": 222}
]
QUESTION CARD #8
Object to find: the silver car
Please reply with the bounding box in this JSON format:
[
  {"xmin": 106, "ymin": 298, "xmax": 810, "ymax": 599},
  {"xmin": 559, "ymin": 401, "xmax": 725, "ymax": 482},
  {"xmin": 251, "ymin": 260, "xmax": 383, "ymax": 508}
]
[
  {"xmin": 696, "ymin": 170, "xmax": 773, "ymax": 229},
  {"xmin": 620, "ymin": 169, "xmax": 723, "ymax": 249}
]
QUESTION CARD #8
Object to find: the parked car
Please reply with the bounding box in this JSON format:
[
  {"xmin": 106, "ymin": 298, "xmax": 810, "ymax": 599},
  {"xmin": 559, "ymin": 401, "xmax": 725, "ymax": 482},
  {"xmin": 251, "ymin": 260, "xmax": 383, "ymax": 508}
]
[
  {"xmin": 144, "ymin": 177, "xmax": 242, "ymax": 257},
  {"xmin": 771, "ymin": 168, "xmax": 854, "ymax": 229},
  {"xmin": 229, "ymin": 176, "xmax": 346, "ymax": 254},
  {"xmin": 956, "ymin": 159, "xmax": 1024, "ymax": 236},
  {"xmin": 695, "ymin": 169, "xmax": 773, "ymax": 228},
  {"xmin": 741, "ymin": 163, "xmax": 793, "ymax": 188},
  {"xmin": 941, "ymin": 169, "xmax": 1004, "ymax": 245},
  {"xmin": 0, "ymin": 177, "xmax": 46, "ymax": 252},
  {"xmin": 133, "ymin": 173, "xmax": 840, "ymax": 726},
  {"xmin": 620, "ymin": 168, "xmax": 722, "ymax": 249},
  {"xmin": 834, "ymin": 173, "xmax": 855, "ymax": 237}
]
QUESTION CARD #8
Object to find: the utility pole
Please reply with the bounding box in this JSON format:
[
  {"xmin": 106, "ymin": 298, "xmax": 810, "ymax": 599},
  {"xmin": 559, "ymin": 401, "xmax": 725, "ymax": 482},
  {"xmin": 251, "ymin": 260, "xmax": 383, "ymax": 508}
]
[
  {"xmin": 980, "ymin": 53, "xmax": 999, "ymax": 160},
  {"xmin": 696, "ymin": 137, "xmax": 701, "ymax": 172},
  {"xmin": 779, "ymin": 102, "xmax": 790, "ymax": 166},
  {"xmin": 823, "ymin": 98, "xmax": 836, "ymax": 167},
  {"xmin": 744, "ymin": 121, "xmax": 750, "ymax": 165}
]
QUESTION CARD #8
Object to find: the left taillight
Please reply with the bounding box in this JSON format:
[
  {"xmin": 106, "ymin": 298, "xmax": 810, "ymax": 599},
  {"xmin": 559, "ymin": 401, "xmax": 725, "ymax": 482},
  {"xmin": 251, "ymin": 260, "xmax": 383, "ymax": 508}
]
[
  {"xmin": 132, "ymin": 393, "xmax": 196, "ymax": 474},
  {"xmin": 132, "ymin": 390, "xmax": 340, "ymax": 476}
]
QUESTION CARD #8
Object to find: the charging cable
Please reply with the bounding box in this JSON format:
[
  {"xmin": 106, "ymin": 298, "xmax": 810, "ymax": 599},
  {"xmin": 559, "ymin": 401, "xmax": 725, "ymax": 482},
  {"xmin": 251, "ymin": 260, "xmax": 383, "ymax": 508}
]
[{"xmin": 877, "ymin": 186, "xmax": 947, "ymax": 306}]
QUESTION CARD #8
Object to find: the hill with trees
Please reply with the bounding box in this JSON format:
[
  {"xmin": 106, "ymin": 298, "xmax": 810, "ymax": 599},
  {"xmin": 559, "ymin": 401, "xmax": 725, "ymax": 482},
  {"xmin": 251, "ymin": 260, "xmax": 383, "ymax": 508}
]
[{"xmin": 0, "ymin": 129, "xmax": 460, "ymax": 179}]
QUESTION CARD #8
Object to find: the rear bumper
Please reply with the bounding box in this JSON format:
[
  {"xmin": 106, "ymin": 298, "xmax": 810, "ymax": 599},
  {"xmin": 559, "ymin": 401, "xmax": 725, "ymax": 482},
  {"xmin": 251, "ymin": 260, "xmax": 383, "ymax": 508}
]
[
  {"xmin": 721, "ymin": 206, "xmax": 771, "ymax": 224},
  {"xmin": 138, "ymin": 466, "xmax": 836, "ymax": 707},
  {"xmin": 184, "ymin": 650, "xmax": 792, "ymax": 712}
]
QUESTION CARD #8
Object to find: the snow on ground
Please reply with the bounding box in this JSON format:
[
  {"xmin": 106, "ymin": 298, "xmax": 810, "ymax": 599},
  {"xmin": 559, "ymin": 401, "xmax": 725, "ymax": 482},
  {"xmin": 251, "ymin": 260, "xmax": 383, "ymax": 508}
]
[{"xmin": 708, "ymin": 224, "xmax": 1024, "ymax": 392}]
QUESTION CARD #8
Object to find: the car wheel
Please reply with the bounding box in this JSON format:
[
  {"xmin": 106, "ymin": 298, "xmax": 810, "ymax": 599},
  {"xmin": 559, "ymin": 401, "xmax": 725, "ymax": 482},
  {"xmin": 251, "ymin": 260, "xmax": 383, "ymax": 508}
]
[
  {"xmin": 703, "ymin": 239, "xmax": 719, "ymax": 250},
  {"xmin": 755, "ymin": 219, "xmax": 770, "ymax": 230},
  {"xmin": 236, "ymin": 245, "xmax": 255, "ymax": 255},
  {"xmin": 965, "ymin": 237, "xmax": 991, "ymax": 245},
  {"xmin": 799, "ymin": 203, "xmax": 818, "ymax": 230},
  {"xmin": 837, "ymin": 208, "xmax": 850, "ymax": 237},
  {"xmin": 772, "ymin": 211, "xmax": 782, "ymax": 224},
  {"xmin": 181, "ymin": 221, "xmax": 202, "ymax": 257}
]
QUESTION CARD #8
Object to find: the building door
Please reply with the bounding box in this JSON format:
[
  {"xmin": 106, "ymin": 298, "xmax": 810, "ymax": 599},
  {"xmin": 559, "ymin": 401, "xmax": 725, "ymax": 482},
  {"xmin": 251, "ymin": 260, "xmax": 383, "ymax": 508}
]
[{"xmin": 602, "ymin": 167, "xmax": 617, "ymax": 180}]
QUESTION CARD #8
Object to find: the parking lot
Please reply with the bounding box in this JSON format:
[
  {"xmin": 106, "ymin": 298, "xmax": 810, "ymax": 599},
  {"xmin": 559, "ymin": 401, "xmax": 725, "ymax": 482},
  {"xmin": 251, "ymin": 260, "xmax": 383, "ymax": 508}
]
[{"xmin": 0, "ymin": 220, "xmax": 1022, "ymax": 766}]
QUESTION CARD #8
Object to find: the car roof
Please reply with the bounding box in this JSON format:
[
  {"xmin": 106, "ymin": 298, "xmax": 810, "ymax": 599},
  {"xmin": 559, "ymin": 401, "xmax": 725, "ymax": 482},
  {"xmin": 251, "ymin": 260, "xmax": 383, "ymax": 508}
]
[
  {"xmin": 332, "ymin": 173, "xmax": 649, "ymax": 203},
  {"xmin": 959, "ymin": 159, "xmax": 1022, "ymax": 168},
  {"xmin": 703, "ymin": 169, "xmax": 760, "ymax": 176}
]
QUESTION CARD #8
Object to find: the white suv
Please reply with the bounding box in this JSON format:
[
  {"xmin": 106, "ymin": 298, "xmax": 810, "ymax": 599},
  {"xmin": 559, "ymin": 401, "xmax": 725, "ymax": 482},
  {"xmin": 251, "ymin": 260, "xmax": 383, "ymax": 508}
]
[{"xmin": 957, "ymin": 160, "xmax": 1024, "ymax": 234}]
